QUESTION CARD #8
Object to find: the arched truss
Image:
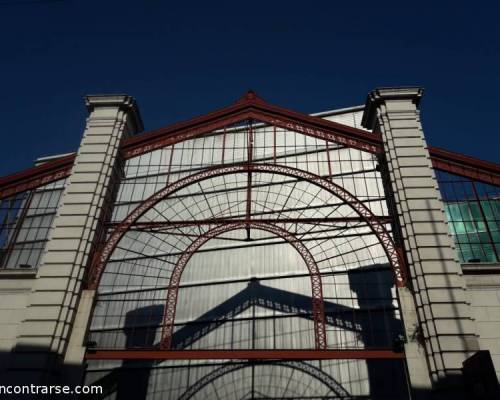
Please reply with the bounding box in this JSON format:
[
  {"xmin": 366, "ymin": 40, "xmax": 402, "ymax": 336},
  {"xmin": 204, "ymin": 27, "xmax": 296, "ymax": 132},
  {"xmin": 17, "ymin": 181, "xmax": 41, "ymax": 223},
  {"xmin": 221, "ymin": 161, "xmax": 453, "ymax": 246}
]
[
  {"xmin": 178, "ymin": 360, "xmax": 350, "ymax": 400},
  {"xmin": 88, "ymin": 163, "xmax": 406, "ymax": 291},
  {"xmin": 160, "ymin": 221, "xmax": 327, "ymax": 350}
]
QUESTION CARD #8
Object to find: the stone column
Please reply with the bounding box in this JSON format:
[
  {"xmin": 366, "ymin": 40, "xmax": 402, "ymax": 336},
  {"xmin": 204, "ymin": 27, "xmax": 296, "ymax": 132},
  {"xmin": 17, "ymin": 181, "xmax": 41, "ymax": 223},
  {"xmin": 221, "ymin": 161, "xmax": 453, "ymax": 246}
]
[
  {"xmin": 362, "ymin": 87, "xmax": 479, "ymax": 396},
  {"xmin": 10, "ymin": 95, "xmax": 143, "ymax": 384}
]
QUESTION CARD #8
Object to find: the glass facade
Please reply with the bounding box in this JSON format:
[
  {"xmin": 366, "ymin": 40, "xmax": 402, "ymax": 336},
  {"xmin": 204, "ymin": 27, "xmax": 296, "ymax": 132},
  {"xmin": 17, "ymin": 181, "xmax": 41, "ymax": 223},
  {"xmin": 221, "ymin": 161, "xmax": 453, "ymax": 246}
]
[
  {"xmin": 437, "ymin": 170, "xmax": 500, "ymax": 263},
  {"xmin": 444, "ymin": 199, "xmax": 500, "ymax": 263},
  {"xmin": 0, "ymin": 178, "xmax": 65, "ymax": 269}
]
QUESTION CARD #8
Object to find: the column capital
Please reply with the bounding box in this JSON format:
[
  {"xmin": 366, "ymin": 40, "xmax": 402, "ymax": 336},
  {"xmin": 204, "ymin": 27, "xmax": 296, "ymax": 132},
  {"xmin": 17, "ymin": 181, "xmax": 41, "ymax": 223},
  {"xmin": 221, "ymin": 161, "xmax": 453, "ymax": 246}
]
[
  {"xmin": 85, "ymin": 94, "xmax": 144, "ymax": 133},
  {"xmin": 362, "ymin": 86, "xmax": 424, "ymax": 129}
]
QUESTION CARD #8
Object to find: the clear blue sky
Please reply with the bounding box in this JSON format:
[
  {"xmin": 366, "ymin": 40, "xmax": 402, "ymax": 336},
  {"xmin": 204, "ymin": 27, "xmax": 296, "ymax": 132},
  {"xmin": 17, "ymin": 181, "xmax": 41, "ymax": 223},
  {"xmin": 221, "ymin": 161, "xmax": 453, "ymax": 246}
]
[{"xmin": 1, "ymin": 0, "xmax": 499, "ymax": 177}]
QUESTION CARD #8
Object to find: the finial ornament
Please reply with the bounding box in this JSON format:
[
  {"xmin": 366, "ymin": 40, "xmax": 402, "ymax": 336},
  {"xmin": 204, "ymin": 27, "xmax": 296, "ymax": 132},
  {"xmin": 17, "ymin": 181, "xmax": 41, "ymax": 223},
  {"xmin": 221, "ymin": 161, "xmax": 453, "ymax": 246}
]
[{"xmin": 235, "ymin": 90, "xmax": 264, "ymax": 104}]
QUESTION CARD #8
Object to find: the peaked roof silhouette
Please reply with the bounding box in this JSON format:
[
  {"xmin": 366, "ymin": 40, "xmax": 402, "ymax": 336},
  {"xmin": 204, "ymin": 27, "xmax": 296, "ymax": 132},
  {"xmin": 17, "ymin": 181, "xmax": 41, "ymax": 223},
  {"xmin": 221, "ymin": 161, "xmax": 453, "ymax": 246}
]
[
  {"xmin": 121, "ymin": 90, "xmax": 383, "ymax": 158},
  {"xmin": 1, "ymin": 91, "xmax": 499, "ymax": 199}
]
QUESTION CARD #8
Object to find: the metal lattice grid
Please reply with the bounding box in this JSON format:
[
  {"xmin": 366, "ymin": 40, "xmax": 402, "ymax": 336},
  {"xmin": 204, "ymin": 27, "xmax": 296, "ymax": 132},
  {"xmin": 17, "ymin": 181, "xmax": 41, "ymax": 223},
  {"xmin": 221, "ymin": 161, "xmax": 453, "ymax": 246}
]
[
  {"xmin": 86, "ymin": 118, "xmax": 405, "ymax": 355},
  {"xmin": 0, "ymin": 178, "xmax": 65, "ymax": 269},
  {"xmin": 85, "ymin": 358, "xmax": 410, "ymax": 399},
  {"xmin": 436, "ymin": 170, "xmax": 500, "ymax": 263}
]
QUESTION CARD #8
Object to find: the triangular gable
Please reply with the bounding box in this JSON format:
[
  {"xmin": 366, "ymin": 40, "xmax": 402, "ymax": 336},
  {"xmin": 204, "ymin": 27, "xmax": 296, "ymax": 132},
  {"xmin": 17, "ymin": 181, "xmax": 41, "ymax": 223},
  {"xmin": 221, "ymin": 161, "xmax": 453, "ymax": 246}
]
[
  {"xmin": 121, "ymin": 91, "xmax": 383, "ymax": 159},
  {"xmin": 2, "ymin": 92, "xmax": 498, "ymax": 200}
]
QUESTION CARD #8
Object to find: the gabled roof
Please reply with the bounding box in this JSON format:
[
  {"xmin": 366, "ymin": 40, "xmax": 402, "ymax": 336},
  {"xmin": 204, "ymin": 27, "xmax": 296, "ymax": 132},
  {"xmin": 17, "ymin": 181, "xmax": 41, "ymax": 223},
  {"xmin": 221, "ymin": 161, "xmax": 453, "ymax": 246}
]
[
  {"xmin": 1, "ymin": 91, "xmax": 499, "ymax": 199},
  {"xmin": 120, "ymin": 91, "xmax": 382, "ymax": 159},
  {"xmin": 0, "ymin": 153, "xmax": 75, "ymax": 199}
]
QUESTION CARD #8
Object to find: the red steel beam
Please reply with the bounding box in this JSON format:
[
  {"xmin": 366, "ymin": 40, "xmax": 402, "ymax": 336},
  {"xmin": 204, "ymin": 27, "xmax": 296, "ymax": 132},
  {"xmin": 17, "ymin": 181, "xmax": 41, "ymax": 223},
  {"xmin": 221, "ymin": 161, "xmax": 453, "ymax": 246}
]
[
  {"xmin": 87, "ymin": 163, "xmax": 406, "ymax": 290},
  {"xmin": 85, "ymin": 349, "xmax": 404, "ymax": 360},
  {"xmin": 2, "ymin": 97, "xmax": 498, "ymax": 203},
  {"xmin": 2, "ymin": 93, "xmax": 498, "ymax": 201},
  {"xmin": 429, "ymin": 146, "xmax": 500, "ymax": 186},
  {"xmin": 0, "ymin": 154, "xmax": 75, "ymax": 200},
  {"xmin": 107, "ymin": 217, "xmax": 393, "ymax": 229},
  {"xmin": 120, "ymin": 91, "xmax": 383, "ymax": 158}
]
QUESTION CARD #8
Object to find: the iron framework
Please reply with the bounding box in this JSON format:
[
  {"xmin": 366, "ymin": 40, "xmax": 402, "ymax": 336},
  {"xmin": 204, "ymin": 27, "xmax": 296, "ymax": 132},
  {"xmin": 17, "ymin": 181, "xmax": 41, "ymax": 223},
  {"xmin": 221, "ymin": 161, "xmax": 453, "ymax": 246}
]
[{"xmin": 4, "ymin": 92, "xmax": 499, "ymax": 399}]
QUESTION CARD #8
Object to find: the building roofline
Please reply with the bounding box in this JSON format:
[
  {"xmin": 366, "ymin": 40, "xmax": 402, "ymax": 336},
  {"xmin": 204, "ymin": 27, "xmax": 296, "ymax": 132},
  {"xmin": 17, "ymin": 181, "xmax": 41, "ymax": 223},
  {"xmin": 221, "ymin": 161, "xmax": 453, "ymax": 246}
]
[
  {"xmin": 34, "ymin": 152, "xmax": 76, "ymax": 166},
  {"xmin": 1, "ymin": 94, "xmax": 499, "ymax": 198},
  {"xmin": 310, "ymin": 105, "xmax": 365, "ymax": 118}
]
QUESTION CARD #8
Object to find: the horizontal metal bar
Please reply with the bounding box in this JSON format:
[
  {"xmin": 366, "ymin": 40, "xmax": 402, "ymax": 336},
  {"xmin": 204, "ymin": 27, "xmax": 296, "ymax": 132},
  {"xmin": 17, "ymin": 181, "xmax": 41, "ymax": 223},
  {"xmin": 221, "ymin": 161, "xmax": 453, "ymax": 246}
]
[
  {"xmin": 0, "ymin": 154, "xmax": 74, "ymax": 200},
  {"xmin": 121, "ymin": 145, "xmax": 354, "ymax": 183},
  {"xmin": 107, "ymin": 216, "xmax": 392, "ymax": 229},
  {"xmin": 85, "ymin": 349, "xmax": 404, "ymax": 360},
  {"xmin": 429, "ymin": 146, "xmax": 500, "ymax": 186},
  {"xmin": 97, "ymin": 264, "xmax": 392, "ymax": 297},
  {"xmin": 120, "ymin": 93, "xmax": 382, "ymax": 159},
  {"xmin": 88, "ymin": 305, "xmax": 398, "ymax": 332}
]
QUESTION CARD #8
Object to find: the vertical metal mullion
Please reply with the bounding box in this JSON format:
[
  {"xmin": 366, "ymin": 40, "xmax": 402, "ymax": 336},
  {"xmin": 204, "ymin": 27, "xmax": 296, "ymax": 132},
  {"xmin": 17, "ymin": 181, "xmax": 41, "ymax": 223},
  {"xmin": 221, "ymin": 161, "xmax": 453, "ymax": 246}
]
[
  {"xmin": 246, "ymin": 121, "xmax": 253, "ymax": 239},
  {"xmin": 273, "ymin": 126, "xmax": 277, "ymax": 164},
  {"xmin": 1, "ymin": 190, "xmax": 33, "ymax": 268},
  {"xmin": 325, "ymin": 140, "xmax": 333, "ymax": 180},
  {"xmin": 221, "ymin": 126, "xmax": 227, "ymax": 164},
  {"xmin": 472, "ymin": 181, "xmax": 499, "ymax": 261},
  {"xmin": 451, "ymin": 180, "xmax": 469, "ymax": 262},
  {"xmin": 165, "ymin": 144, "xmax": 175, "ymax": 187},
  {"xmin": 251, "ymin": 361, "xmax": 255, "ymax": 400}
]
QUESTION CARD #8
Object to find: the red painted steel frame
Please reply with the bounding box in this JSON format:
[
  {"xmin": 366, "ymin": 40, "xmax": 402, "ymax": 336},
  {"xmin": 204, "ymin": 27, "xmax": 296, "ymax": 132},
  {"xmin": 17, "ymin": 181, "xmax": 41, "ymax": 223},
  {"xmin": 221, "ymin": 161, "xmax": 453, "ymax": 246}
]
[
  {"xmin": 429, "ymin": 146, "xmax": 500, "ymax": 186},
  {"xmin": 0, "ymin": 154, "xmax": 75, "ymax": 199},
  {"xmin": 2, "ymin": 94, "xmax": 499, "ymax": 198},
  {"xmin": 88, "ymin": 163, "xmax": 407, "ymax": 290},
  {"xmin": 178, "ymin": 360, "xmax": 351, "ymax": 400},
  {"xmin": 110, "ymin": 216, "xmax": 393, "ymax": 229},
  {"xmin": 160, "ymin": 221, "xmax": 327, "ymax": 350},
  {"xmin": 121, "ymin": 92, "xmax": 383, "ymax": 158},
  {"xmin": 84, "ymin": 349, "xmax": 405, "ymax": 360},
  {"xmin": 2, "ymin": 145, "xmax": 497, "ymax": 200}
]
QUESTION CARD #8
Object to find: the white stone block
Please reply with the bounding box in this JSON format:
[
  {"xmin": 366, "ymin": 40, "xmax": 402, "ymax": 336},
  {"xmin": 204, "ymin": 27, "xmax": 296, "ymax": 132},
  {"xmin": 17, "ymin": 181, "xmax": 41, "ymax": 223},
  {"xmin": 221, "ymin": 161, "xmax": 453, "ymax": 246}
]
[
  {"xmin": 420, "ymin": 260, "xmax": 462, "ymax": 274},
  {"xmin": 63, "ymin": 193, "xmax": 96, "ymax": 205},
  {"xmin": 397, "ymin": 157, "xmax": 431, "ymax": 167},
  {"xmin": 409, "ymin": 210, "xmax": 446, "ymax": 222},
  {"xmin": 477, "ymin": 322, "xmax": 500, "ymax": 339},
  {"xmin": 51, "ymin": 226, "xmax": 86, "ymax": 239},
  {"xmin": 30, "ymin": 290, "xmax": 66, "ymax": 306},
  {"xmin": 78, "ymin": 143, "xmax": 111, "ymax": 154},
  {"xmin": 415, "ymin": 234, "xmax": 453, "ymax": 247},
  {"xmin": 398, "ymin": 166, "xmax": 433, "ymax": 178},
  {"xmin": 58, "ymin": 204, "xmax": 91, "ymax": 216},
  {"xmin": 77, "ymin": 153, "xmax": 107, "ymax": 163},
  {"xmin": 427, "ymin": 288, "xmax": 466, "ymax": 303},
  {"xmin": 470, "ymin": 290, "xmax": 500, "ymax": 307},
  {"xmin": 69, "ymin": 172, "xmax": 102, "ymax": 183},
  {"xmin": 407, "ymin": 198, "xmax": 442, "ymax": 210},
  {"xmin": 423, "ymin": 273, "xmax": 465, "ymax": 289},
  {"xmin": 71, "ymin": 162, "xmax": 103, "ymax": 173},
  {"xmin": 20, "ymin": 321, "xmax": 59, "ymax": 336},
  {"xmin": 405, "ymin": 187, "xmax": 440, "ymax": 200},
  {"xmin": 393, "ymin": 137, "xmax": 424, "ymax": 147},
  {"xmin": 66, "ymin": 182, "xmax": 99, "ymax": 194},
  {"xmin": 419, "ymin": 247, "xmax": 456, "ymax": 261},
  {"xmin": 401, "ymin": 177, "xmax": 436, "ymax": 189},
  {"xmin": 395, "ymin": 146, "xmax": 428, "ymax": 158}
]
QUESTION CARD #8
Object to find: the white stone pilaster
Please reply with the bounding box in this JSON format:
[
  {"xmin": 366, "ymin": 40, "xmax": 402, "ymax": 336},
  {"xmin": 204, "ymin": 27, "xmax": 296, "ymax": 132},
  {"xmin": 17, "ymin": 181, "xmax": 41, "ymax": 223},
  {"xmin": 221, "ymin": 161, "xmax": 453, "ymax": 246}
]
[
  {"xmin": 11, "ymin": 95, "xmax": 142, "ymax": 383},
  {"xmin": 363, "ymin": 87, "xmax": 479, "ymax": 393}
]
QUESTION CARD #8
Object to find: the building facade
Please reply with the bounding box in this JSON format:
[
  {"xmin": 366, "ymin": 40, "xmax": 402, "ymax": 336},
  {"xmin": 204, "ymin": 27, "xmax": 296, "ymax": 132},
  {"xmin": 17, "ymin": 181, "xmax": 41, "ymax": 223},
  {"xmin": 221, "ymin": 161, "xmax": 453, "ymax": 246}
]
[{"xmin": 0, "ymin": 87, "xmax": 499, "ymax": 399}]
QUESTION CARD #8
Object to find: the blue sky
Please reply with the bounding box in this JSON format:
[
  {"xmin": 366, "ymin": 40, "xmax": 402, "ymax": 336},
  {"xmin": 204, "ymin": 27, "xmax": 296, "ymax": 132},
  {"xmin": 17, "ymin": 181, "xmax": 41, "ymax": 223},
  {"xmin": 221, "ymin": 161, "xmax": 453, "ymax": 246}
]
[{"xmin": 0, "ymin": 0, "xmax": 499, "ymax": 176}]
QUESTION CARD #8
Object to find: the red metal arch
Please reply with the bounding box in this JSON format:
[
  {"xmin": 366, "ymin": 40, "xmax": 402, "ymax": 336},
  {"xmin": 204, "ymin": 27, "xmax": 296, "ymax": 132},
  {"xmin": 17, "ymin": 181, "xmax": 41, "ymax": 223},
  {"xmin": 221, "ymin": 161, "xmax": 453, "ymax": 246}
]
[
  {"xmin": 160, "ymin": 221, "xmax": 327, "ymax": 350},
  {"xmin": 177, "ymin": 360, "xmax": 350, "ymax": 400},
  {"xmin": 87, "ymin": 163, "xmax": 407, "ymax": 291}
]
